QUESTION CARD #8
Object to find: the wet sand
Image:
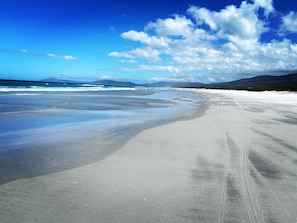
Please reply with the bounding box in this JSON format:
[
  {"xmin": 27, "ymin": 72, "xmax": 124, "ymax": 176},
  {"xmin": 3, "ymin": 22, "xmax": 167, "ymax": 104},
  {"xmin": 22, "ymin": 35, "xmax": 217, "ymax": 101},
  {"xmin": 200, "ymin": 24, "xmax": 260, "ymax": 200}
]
[{"xmin": 1, "ymin": 89, "xmax": 297, "ymax": 223}]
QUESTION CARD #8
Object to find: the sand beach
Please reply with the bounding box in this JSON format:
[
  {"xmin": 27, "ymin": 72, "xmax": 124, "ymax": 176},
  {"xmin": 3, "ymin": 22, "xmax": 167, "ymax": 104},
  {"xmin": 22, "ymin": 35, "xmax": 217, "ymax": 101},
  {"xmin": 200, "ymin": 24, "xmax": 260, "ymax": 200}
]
[{"xmin": 1, "ymin": 89, "xmax": 297, "ymax": 223}]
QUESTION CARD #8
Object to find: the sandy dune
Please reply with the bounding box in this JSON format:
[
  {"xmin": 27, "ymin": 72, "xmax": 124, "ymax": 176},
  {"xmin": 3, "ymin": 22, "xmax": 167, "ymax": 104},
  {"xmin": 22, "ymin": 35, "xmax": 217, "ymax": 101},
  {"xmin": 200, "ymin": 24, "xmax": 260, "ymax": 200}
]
[{"xmin": 1, "ymin": 89, "xmax": 297, "ymax": 223}]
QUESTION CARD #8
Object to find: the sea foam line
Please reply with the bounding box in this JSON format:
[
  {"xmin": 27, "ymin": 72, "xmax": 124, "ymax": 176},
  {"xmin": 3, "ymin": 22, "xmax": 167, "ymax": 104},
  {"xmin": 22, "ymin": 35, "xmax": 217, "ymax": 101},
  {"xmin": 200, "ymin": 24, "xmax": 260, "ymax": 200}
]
[{"xmin": 0, "ymin": 86, "xmax": 136, "ymax": 92}]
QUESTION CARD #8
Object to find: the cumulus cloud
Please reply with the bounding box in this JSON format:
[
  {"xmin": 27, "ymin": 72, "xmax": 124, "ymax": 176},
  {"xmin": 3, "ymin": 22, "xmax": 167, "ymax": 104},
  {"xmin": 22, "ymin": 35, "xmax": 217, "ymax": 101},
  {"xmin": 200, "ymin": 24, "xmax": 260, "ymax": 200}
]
[
  {"xmin": 109, "ymin": 0, "xmax": 297, "ymax": 82},
  {"xmin": 121, "ymin": 30, "xmax": 168, "ymax": 48},
  {"xmin": 109, "ymin": 47, "xmax": 160, "ymax": 62},
  {"xmin": 281, "ymin": 11, "xmax": 297, "ymax": 33},
  {"xmin": 253, "ymin": 0, "xmax": 274, "ymax": 16},
  {"xmin": 188, "ymin": 2, "xmax": 267, "ymax": 46},
  {"xmin": 145, "ymin": 15, "xmax": 194, "ymax": 38}
]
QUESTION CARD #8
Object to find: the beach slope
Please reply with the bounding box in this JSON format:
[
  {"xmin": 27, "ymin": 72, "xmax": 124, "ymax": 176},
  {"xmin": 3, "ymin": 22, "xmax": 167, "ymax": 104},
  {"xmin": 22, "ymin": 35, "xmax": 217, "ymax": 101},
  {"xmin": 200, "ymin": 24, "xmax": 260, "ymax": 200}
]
[{"xmin": 1, "ymin": 89, "xmax": 297, "ymax": 223}]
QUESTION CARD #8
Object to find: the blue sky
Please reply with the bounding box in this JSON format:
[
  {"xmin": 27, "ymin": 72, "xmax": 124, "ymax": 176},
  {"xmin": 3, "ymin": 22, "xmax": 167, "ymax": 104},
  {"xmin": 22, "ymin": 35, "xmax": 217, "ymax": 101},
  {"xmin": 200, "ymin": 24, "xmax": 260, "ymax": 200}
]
[{"xmin": 0, "ymin": 0, "xmax": 297, "ymax": 83}]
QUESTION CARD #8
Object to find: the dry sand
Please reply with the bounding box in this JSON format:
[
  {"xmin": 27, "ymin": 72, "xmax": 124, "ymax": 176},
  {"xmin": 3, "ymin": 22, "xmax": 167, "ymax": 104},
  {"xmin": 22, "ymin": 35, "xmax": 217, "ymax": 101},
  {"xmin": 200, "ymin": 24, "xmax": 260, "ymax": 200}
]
[{"xmin": 1, "ymin": 89, "xmax": 297, "ymax": 223}]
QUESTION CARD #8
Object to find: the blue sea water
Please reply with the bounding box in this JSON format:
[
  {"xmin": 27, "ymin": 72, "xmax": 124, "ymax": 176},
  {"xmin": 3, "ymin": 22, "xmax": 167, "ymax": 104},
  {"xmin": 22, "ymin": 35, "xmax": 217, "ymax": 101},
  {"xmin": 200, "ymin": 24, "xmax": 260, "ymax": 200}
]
[{"xmin": 0, "ymin": 86, "xmax": 203, "ymax": 184}]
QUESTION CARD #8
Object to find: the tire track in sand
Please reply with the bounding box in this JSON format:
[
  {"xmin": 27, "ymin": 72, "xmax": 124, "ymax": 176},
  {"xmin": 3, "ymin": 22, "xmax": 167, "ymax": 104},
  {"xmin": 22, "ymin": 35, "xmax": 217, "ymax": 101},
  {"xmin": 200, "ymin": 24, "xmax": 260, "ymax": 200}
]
[
  {"xmin": 217, "ymin": 134, "xmax": 230, "ymax": 223},
  {"xmin": 238, "ymin": 105, "xmax": 296, "ymax": 222},
  {"xmin": 235, "ymin": 98, "xmax": 264, "ymax": 223},
  {"xmin": 249, "ymin": 159, "xmax": 297, "ymax": 222}
]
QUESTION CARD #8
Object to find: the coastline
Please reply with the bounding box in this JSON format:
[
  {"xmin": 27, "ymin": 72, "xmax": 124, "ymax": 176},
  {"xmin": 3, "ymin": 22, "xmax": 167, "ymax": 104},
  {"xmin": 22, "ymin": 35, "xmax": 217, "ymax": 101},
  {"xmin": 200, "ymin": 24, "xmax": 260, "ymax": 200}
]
[
  {"xmin": 1, "ymin": 89, "xmax": 297, "ymax": 222},
  {"xmin": 0, "ymin": 88, "xmax": 204, "ymax": 185}
]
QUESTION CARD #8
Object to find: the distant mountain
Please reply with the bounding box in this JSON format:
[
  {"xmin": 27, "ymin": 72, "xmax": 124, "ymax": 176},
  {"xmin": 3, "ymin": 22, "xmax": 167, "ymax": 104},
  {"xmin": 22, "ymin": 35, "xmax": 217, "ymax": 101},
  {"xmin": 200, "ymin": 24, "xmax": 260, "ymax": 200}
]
[
  {"xmin": 201, "ymin": 73, "xmax": 297, "ymax": 91},
  {"xmin": 2, "ymin": 73, "xmax": 296, "ymax": 91},
  {"xmin": 92, "ymin": 79, "xmax": 137, "ymax": 87},
  {"xmin": 41, "ymin": 78, "xmax": 81, "ymax": 83}
]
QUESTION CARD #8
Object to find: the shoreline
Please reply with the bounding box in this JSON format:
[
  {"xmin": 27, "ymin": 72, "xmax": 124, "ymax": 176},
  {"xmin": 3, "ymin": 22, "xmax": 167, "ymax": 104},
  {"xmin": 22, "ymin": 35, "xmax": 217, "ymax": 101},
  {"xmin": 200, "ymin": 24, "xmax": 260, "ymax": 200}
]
[
  {"xmin": 0, "ymin": 89, "xmax": 205, "ymax": 185},
  {"xmin": 1, "ymin": 89, "xmax": 297, "ymax": 222}
]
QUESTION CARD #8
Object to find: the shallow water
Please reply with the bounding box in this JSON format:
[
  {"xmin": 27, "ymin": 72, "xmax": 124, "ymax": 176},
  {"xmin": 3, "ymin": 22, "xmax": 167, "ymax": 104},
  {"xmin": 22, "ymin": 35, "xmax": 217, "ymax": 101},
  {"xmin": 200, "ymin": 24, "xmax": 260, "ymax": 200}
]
[
  {"xmin": 0, "ymin": 88, "xmax": 202, "ymax": 135},
  {"xmin": 0, "ymin": 87, "xmax": 203, "ymax": 184}
]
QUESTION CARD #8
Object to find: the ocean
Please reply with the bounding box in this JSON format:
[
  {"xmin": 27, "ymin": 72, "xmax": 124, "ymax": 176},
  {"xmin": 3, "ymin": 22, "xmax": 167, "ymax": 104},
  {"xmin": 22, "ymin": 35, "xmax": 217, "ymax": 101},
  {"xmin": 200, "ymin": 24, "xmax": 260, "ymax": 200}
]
[{"xmin": 0, "ymin": 84, "xmax": 203, "ymax": 184}]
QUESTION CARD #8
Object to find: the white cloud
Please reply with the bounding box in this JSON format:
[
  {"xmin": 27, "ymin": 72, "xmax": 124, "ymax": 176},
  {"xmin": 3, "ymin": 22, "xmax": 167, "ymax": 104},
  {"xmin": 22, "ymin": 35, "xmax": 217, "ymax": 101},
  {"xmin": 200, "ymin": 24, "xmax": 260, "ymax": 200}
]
[
  {"xmin": 145, "ymin": 15, "xmax": 194, "ymax": 38},
  {"xmin": 63, "ymin": 55, "xmax": 80, "ymax": 60},
  {"xmin": 150, "ymin": 73, "xmax": 196, "ymax": 82},
  {"xmin": 46, "ymin": 53, "xmax": 80, "ymax": 60},
  {"xmin": 120, "ymin": 64, "xmax": 183, "ymax": 73},
  {"xmin": 120, "ymin": 59, "xmax": 138, "ymax": 64},
  {"xmin": 47, "ymin": 53, "xmax": 58, "ymax": 58},
  {"xmin": 108, "ymin": 51, "xmax": 123, "ymax": 57},
  {"xmin": 121, "ymin": 30, "xmax": 168, "ymax": 48},
  {"xmin": 253, "ymin": 0, "xmax": 274, "ymax": 16},
  {"xmin": 136, "ymin": 64, "xmax": 183, "ymax": 72},
  {"xmin": 109, "ymin": 47, "xmax": 160, "ymax": 62},
  {"xmin": 109, "ymin": 0, "xmax": 297, "ymax": 82},
  {"xmin": 281, "ymin": 11, "xmax": 297, "ymax": 33},
  {"xmin": 0, "ymin": 49, "xmax": 80, "ymax": 61},
  {"xmin": 188, "ymin": 1, "xmax": 267, "ymax": 43}
]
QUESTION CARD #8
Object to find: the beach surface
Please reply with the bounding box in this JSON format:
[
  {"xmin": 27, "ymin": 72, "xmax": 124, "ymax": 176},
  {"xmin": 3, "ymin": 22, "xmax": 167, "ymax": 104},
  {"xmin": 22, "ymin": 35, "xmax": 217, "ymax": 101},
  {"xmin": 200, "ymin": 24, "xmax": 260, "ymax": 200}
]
[{"xmin": 1, "ymin": 89, "xmax": 297, "ymax": 223}]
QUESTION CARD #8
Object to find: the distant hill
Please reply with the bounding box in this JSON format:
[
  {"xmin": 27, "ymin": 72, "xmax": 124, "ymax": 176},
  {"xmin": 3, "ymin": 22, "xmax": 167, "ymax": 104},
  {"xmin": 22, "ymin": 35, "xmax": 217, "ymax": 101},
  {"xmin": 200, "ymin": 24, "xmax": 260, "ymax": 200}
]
[
  {"xmin": 200, "ymin": 73, "xmax": 297, "ymax": 91},
  {"xmin": 91, "ymin": 74, "xmax": 297, "ymax": 90},
  {"xmin": 41, "ymin": 78, "xmax": 81, "ymax": 84},
  {"xmin": 1, "ymin": 73, "xmax": 296, "ymax": 91},
  {"xmin": 92, "ymin": 79, "xmax": 137, "ymax": 87}
]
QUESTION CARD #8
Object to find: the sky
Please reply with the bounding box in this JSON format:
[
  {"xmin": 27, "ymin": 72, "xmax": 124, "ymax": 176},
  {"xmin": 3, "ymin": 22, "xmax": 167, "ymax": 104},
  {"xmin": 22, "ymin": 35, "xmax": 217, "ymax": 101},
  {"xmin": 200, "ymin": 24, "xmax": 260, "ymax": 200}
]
[{"xmin": 0, "ymin": 0, "xmax": 297, "ymax": 83}]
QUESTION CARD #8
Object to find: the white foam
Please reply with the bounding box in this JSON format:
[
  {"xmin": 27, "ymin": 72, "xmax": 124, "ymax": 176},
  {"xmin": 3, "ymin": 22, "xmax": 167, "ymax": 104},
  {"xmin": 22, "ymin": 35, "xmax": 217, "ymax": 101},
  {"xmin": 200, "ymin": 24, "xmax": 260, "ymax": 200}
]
[
  {"xmin": 0, "ymin": 86, "xmax": 136, "ymax": 92},
  {"xmin": 14, "ymin": 93, "xmax": 42, "ymax": 96}
]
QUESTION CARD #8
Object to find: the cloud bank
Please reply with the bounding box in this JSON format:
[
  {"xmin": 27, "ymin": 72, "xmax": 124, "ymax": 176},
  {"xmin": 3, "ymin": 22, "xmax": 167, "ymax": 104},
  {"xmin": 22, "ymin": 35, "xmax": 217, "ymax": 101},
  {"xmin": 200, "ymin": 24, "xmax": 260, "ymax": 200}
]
[{"xmin": 109, "ymin": 0, "xmax": 297, "ymax": 82}]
